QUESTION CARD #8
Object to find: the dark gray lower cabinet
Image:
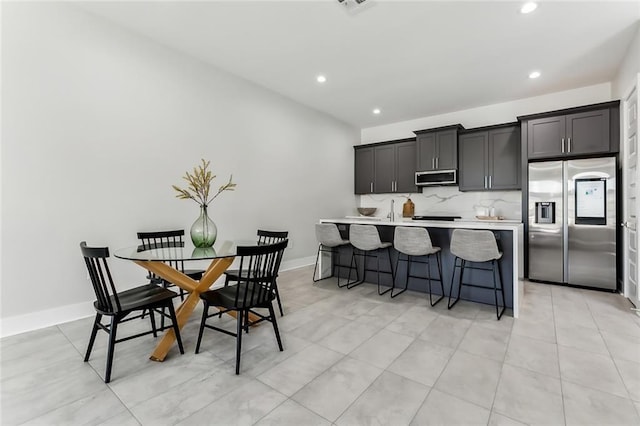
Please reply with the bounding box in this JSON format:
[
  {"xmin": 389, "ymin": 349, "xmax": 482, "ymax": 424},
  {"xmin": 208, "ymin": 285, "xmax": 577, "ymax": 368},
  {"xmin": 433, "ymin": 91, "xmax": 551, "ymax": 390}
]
[{"xmin": 459, "ymin": 125, "xmax": 520, "ymax": 191}]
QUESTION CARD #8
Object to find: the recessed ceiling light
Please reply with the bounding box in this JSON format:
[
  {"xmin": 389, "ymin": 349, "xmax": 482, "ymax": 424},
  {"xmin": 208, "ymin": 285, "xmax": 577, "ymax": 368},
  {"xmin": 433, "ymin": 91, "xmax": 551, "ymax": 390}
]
[
  {"xmin": 372, "ymin": 108, "xmax": 381, "ymax": 115},
  {"xmin": 521, "ymin": 2, "xmax": 537, "ymax": 14},
  {"xmin": 529, "ymin": 71, "xmax": 541, "ymax": 79},
  {"xmin": 316, "ymin": 75, "xmax": 327, "ymax": 83}
]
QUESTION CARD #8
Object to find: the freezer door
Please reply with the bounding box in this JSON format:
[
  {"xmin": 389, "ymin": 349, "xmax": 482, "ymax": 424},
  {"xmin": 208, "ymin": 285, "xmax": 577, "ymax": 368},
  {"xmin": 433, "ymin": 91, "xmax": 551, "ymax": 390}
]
[
  {"xmin": 528, "ymin": 161, "xmax": 564, "ymax": 283},
  {"xmin": 566, "ymin": 157, "xmax": 617, "ymax": 289}
]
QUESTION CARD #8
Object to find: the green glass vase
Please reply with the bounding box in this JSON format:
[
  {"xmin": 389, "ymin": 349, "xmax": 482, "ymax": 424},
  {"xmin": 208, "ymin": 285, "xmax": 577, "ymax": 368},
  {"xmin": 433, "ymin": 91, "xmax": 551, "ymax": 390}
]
[{"xmin": 190, "ymin": 205, "xmax": 217, "ymax": 248}]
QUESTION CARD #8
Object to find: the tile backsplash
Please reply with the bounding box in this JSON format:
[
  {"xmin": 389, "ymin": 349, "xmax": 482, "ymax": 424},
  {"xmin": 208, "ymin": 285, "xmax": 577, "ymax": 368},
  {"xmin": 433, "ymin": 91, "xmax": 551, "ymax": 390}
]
[{"xmin": 356, "ymin": 186, "xmax": 522, "ymax": 220}]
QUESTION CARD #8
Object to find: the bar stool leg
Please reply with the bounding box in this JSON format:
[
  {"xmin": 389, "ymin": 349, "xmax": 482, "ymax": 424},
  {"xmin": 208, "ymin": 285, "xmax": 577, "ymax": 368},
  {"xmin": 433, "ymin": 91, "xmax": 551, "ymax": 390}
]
[
  {"xmin": 312, "ymin": 245, "xmax": 322, "ymax": 283},
  {"xmin": 390, "ymin": 249, "xmax": 406, "ymax": 298},
  {"xmin": 347, "ymin": 249, "xmax": 364, "ymax": 289},
  {"xmin": 493, "ymin": 260, "xmax": 506, "ymax": 319},
  {"xmin": 448, "ymin": 257, "xmax": 466, "ymax": 309},
  {"xmin": 377, "ymin": 250, "xmax": 392, "ymax": 296},
  {"xmin": 429, "ymin": 252, "xmax": 445, "ymax": 306}
]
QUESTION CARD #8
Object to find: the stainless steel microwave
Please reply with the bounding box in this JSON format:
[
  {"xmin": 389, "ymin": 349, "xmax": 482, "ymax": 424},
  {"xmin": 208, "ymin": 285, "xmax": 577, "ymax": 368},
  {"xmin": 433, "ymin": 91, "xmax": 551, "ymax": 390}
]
[{"xmin": 415, "ymin": 169, "xmax": 457, "ymax": 186}]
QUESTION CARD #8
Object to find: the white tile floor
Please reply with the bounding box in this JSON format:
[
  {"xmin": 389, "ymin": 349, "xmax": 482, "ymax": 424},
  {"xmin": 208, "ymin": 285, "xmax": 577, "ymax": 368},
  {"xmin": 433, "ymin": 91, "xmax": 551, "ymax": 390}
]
[{"xmin": 2, "ymin": 265, "xmax": 640, "ymax": 425}]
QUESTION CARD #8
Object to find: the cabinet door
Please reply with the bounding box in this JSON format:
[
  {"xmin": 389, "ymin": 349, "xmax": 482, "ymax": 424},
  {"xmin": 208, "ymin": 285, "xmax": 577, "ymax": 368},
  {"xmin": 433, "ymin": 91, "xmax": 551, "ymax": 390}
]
[
  {"xmin": 416, "ymin": 133, "xmax": 436, "ymax": 171},
  {"xmin": 458, "ymin": 132, "xmax": 488, "ymax": 191},
  {"xmin": 354, "ymin": 147, "xmax": 374, "ymax": 194},
  {"xmin": 395, "ymin": 141, "xmax": 417, "ymax": 193},
  {"xmin": 566, "ymin": 109, "xmax": 610, "ymax": 155},
  {"xmin": 374, "ymin": 145, "xmax": 395, "ymax": 193},
  {"xmin": 488, "ymin": 126, "xmax": 520, "ymax": 190},
  {"xmin": 527, "ymin": 116, "xmax": 565, "ymax": 159},
  {"xmin": 435, "ymin": 129, "xmax": 458, "ymax": 170}
]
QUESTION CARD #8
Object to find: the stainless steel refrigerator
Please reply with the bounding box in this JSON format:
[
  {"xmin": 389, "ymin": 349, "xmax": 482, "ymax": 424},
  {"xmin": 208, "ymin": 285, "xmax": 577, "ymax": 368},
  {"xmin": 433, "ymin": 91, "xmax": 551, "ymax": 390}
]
[{"xmin": 528, "ymin": 157, "xmax": 616, "ymax": 289}]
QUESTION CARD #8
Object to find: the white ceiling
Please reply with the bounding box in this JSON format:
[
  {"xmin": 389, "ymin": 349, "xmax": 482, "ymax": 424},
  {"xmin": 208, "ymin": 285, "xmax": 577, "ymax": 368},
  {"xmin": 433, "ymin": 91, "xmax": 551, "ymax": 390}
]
[{"xmin": 77, "ymin": 0, "xmax": 640, "ymax": 129}]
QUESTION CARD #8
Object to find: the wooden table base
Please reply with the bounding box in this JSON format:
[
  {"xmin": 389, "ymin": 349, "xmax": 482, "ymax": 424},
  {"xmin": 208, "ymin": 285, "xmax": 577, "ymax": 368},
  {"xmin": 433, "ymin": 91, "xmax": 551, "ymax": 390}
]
[{"xmin": 135, "ymin": 256, "xmax": 258, "ymax": 362}]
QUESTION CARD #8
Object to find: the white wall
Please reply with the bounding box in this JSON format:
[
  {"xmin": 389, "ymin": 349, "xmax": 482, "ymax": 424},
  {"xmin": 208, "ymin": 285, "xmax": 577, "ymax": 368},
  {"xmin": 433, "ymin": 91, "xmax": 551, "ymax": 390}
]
[
  {"xmin": 612, "ymin": 23, "xmax": 640, "ymax": 99},
  {"xmin": 361, "ymin": 83, "xmax": 613, "ymax": 143},
  {"xmin": 0, "ymin": 2, "xmax": 358, "ymax": 335}
]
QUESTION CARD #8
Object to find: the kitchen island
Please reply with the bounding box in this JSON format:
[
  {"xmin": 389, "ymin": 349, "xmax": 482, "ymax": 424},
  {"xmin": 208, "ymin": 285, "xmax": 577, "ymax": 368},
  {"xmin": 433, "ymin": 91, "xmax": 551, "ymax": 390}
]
[{"xmin": 318, "ymin": 218, "xmax": 524, "ymax": 317}]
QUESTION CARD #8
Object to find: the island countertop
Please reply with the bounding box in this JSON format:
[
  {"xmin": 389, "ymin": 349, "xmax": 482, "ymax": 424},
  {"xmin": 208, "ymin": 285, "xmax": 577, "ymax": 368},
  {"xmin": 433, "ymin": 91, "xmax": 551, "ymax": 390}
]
[{"xmin": 322, "ymin": 217, "xmax": 523, "ymax": 231}]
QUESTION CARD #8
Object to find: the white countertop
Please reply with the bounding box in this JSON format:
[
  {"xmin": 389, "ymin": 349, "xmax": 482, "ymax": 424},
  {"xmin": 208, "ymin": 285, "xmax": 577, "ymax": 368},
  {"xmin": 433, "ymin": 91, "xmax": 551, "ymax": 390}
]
[{"xmin": 322, "ymin": 217, "xmax": 523, "ymax": 231}]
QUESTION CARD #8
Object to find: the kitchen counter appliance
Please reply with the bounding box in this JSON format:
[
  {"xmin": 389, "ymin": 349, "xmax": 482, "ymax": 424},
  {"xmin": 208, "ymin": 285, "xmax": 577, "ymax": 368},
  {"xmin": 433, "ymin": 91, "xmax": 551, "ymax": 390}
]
[
  {"xmin": 528, "ymin": 157, "xmax": 616, "ymax": 290},
  {"xmin": 412, "ymin": 215, "xmax": 462, "ymax": 221}
]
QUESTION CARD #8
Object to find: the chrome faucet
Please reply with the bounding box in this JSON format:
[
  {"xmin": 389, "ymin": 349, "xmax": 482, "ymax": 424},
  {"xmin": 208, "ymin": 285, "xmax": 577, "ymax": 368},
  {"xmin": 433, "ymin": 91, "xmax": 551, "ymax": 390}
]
[{"xmin": 388, "ymin": 199, "xmax": 395, "ymax": 222}]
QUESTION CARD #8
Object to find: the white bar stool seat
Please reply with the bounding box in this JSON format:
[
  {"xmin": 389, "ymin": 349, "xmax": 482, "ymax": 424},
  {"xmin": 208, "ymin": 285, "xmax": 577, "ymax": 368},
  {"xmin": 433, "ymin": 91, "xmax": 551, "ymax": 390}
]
[
  {"xmin": 349, "ymin": 224, "xmax": 395, "ymax": 295},
  {"xmin": 313, "ymin": 223, "xmax": 359, "ymax": 288},
  {"xmin": 448, "ymin": 229, "xmax": 505, "ymax": 319},
  {"xmin": 393, "ymin": 226, "xmax": 445, "ymax": 304}
]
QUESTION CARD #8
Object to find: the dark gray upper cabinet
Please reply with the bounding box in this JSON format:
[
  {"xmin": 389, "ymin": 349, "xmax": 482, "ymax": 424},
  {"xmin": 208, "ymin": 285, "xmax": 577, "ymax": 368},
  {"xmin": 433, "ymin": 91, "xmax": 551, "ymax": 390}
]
[
  {"xmin": 489, "ymin": 126, "xmax": 521, "ymax": 190},
  {"xmin": 354, "ymin": 139, "xmax": 417, "ymax": 194},
  {"xmin": 395, "ymin": 141, "xmax": 418, "ymax": 192},
  {"xmin": 354, "ymin": 146, "xmax": 374, "ymax": 194},
  {"xmin": 415, "ymin": 125, "xmax": 463, "ymax": 171},
  {"xmin": 521, "ymin": 102, "xmax": 619, "ymax": 160},
  {"xmin": 458, "ymin": 132, "xmax": 487, "ymax": 191},
  {"xmin": 374, "ymin": 144, "xmax": 396, "ymax": 193},
  {"xmin": 458, "ymin": 124, "xmax": 521, "ymax": 191},
  {"xmin": 565, "ymin": 110, "xmax": 610, "ymax": 155}
]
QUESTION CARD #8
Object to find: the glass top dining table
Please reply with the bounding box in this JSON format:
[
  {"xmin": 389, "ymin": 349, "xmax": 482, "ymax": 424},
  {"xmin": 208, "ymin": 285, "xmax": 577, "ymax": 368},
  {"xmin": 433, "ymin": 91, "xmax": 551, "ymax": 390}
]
[
  {"xmin": 113, "ymin": 239, "xmax": 242, "ymax": 262},
  {"xmin": 113, "ymin": 239, "xmax": 255, "ymax": 362}
]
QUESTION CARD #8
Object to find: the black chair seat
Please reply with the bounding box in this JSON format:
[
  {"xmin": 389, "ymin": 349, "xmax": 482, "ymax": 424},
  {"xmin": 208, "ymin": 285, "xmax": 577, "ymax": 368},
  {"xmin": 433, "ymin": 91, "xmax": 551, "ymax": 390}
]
[
  {"xmin": 200, "ymin": 282, "xmax": 275, "ymax": 310},
  {"xmin": 81, "ymin": 242, "xmax": 184, "ymax": 383},
  {"xmin": 222, "ymin": 229, "xmax": 288, "ymax": 316},
  {"xmin": 96, "ymin": 284, "xmax": 179, "ymax": 314},
  {"xmin": 195, "ymin": 240, "xmax": 288, "ymax": 374}
]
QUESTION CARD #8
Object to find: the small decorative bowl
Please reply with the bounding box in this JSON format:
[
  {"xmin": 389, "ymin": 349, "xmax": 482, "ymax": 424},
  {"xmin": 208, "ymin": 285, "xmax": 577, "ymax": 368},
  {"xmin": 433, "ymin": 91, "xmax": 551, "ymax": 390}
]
[{"xmin": 357, "ymin": 207, "xmax": 377, "ymax": 216}]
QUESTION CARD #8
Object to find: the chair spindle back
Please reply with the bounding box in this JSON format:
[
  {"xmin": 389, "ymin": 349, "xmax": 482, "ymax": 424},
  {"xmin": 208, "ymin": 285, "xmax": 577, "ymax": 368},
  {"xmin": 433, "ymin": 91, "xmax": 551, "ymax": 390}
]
[
  {"xmin": 80, "ymin": 242, "xmax": 122, "ymax": 313},
  {"xmin": 232, "ymin": 240, "xmax": 288, "ymax": 308}
]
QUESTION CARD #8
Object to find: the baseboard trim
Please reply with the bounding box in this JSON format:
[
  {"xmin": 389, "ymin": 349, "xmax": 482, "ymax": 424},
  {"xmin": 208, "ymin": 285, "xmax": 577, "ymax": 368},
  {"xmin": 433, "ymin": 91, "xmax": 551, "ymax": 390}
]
[
  {"xmin": 0, "ymin": 258, "xmax": 315, "ymax": 339},
  {"xmin": 0, "ymin": 301, "xmax": 95, "ymax": 338}
]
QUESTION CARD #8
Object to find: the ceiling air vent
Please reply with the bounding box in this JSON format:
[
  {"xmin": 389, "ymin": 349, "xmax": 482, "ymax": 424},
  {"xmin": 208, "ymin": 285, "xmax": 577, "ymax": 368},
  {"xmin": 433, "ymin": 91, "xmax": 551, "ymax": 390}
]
[{"xmin": 337, "ymin": 0, "xmax": 373, "ymax": 15}]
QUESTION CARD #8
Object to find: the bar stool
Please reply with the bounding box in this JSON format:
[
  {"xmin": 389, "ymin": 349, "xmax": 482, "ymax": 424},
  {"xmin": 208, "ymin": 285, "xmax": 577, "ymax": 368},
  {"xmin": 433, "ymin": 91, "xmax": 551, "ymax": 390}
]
[
  {"xmin": 448, "ymin": 229, "xmax": 505, "ymax": 319},
  {"xmin": 313, "ymin": 223, "xmax": 359, "ymax": 288},
  {"xmin": 349, "ymin": 224, "xmax": 395, "ymax": 295},
  {"xmin": 393, "ymin": 227, "xmax": 445, "ymax": 304}
]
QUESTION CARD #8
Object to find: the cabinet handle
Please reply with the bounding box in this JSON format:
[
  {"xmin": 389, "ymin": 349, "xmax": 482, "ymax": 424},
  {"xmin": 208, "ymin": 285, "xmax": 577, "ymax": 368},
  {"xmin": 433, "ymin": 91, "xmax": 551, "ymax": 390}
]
[
  {"xmin": 561, "ymin": 138, "xmax": 565, "ymax": 153},
  {"xmin": 432, "ymin": 158, "xmax": 435, "ymax": 169},
  {"xmin": 484, "ymin": 176, "xmax": 487, "ymax": 189},
  {"xmin": 394, "ymin": 181, "xmax": 397, "ymax": 192},
  {"xmin": 435, "ymin": 157, "xmax": 439, "ymax": 169},
  {"xmin": 567, "ymin": 137, "xmax": 571, "ymax": 153},
  {"xmin": 370, "ymin": 182, "xmax": 373, "ymax": 193},
  {"xmin": 489, "ymin": 175, "xmax": 492, "ymax": 188}
]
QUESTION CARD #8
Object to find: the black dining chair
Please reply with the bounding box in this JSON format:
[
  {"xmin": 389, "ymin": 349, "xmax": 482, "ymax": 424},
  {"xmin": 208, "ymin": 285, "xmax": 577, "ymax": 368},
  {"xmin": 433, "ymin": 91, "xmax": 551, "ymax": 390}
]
[
  {"xmin": 80, "ymin": 241, "xmax": 184, "ymax": 383},
  {"xmin": 137, "ymin": 230, "xmax": 205, "ymax": 299},
  {"xmin": 224, "ymin": 230, "xmax": 288, "ymax": 316},
  {"xmin": 195, "ymin": 240, "xmax": 288, "ymax": 374},
  {"xmin": 137, "ymin": 230, "xmax": 205, "ymax": 328}
]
